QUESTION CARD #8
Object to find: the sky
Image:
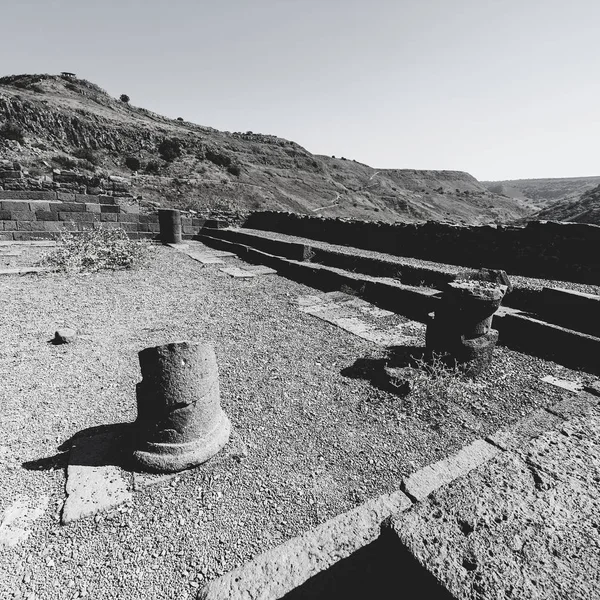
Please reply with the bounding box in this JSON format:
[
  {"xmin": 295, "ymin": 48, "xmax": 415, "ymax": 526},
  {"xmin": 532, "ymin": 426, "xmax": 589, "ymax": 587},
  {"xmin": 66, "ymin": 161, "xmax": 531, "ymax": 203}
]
[{"xmin": 1, "ymin": 0, "xmax": 598, "ymax": 181}]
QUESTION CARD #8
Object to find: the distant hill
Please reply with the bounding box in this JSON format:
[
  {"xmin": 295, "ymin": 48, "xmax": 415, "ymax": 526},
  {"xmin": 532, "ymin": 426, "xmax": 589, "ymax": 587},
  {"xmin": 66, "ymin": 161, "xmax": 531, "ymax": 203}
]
[
  {"xmin": 530, "ymin": 184, "xmax": 600, "ymax": 225},
  {"xmin": 0, "ymin": 73, "xmax": 534, "ymax": 224},
  {"xmin": 482, "ymin": 176, "xmax": 600, "ymax": 211}
]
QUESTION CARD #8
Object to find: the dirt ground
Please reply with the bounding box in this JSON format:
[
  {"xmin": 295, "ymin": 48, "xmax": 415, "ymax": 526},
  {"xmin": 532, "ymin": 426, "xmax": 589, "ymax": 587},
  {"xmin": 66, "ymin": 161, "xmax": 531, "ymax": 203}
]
[{"xmin": 0, "ymin": 243, "xmax": 590, "ymax": 600}]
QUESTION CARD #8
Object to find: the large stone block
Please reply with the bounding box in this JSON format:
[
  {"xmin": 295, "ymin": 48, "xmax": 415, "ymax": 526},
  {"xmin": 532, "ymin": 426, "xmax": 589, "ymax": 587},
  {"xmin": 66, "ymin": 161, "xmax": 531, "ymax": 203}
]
[
  {"xmin": 10, "ymin": 211, "xmax": 36, "ymax": 221},
  {"xmin": 35, "ymin": 210, "xmax": 58, "ymax": 221},
  {"xmin": 58, "ymin": 212, "xmax": 96, "ymax": 222},
  {"xmin": 100, "ymin": 205, "xmax": 119, "ymax": 213},
  {"xmin": 0, "ymin": 220, "xmax": 17, "ymax": 231},
  {"xmin": 1, "ymin": 200, "xmax": 31, "ymax": 212},
  {"xmin": 99, "ymin": 213, "xmax": 118, "ymax": 222}
]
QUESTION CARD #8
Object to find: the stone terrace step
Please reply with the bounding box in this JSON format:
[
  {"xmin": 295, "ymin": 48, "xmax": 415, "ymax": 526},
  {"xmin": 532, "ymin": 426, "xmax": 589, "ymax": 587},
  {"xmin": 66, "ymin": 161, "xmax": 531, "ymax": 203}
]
[{"xmin": 199, "ymin": 228, "xmax": 600, "ymax": 375}]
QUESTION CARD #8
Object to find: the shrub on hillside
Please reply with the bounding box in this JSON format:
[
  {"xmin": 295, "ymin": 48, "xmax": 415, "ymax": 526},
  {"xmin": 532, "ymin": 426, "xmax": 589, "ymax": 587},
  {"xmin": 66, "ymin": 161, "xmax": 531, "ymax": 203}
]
[
  {"xmin": 158, "ymin": 138, "xmax": 182, "ymax": 162},
  {"xmin": 73, "ymin": 148, "xmax": 100, "ymax": 166},
  {"xmin": 227, "ymin": 164, "xmax": 241, "ymax": 176},
  {"xmin": 43, "ymin": 227, "xmax": 153, "ymax": 273},
  {"xmin": 204, "ymin": 148, "xmax": 232, "ymax": 168},
  {"xmin": 0, "ymin": 121, "xmax": 25, "ymax": 144},
  {"xmin": 144, "ymin": 160, "xmax": 161, "ymax": 174},
  {"xmin": 120, "ymin": 94, "xmax": 130, "ymax": 103},
  {"xmin": 125, "ymin": 156, "xmax": 141, "ymax": 171},
  {"xmin": 52, "ymin": 155, "xmax": 78, "ymax": 170}
]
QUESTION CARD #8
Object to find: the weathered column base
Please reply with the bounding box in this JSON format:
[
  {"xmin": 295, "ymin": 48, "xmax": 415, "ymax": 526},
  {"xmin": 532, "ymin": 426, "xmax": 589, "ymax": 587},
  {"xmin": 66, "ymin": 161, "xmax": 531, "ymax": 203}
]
[
  {"xmin": 455, "ymin": 329, "xmax": 499, "ymax": 377},
  {"xmin": 133, "ymin": 411, "xmax": 231, "ymax": 473}
]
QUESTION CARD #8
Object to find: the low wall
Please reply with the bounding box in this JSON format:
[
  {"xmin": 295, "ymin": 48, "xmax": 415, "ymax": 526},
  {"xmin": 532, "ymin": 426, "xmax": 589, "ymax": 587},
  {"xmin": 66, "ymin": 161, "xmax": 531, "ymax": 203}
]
[
  {"xmin": 244, "ymin": 212, "xmax": 600, "ymax": 285},
  {"xmin": 0, "ymin": 191, "xmax": 206, "ymax": 241}
]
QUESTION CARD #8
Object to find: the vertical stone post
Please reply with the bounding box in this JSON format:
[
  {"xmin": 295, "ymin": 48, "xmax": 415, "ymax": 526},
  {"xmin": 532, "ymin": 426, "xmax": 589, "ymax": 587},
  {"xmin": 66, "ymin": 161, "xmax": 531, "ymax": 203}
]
[
  {"xmin": 158, "ymin": 208, "xmax": 182, "ymax": 244},
  {"xmin": 132, "ymin": 341, "xmax": 231, "ymax": 473},
  {"xmin": 426, "ymin": 274, "xmax": 507, "ymax": 376}
]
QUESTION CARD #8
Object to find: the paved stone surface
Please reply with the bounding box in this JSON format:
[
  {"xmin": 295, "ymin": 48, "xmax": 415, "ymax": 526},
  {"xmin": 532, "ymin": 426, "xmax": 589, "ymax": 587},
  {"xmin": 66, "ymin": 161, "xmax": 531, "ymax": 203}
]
[
  {"xmin": 486, "ymin": 408, "xmax": 563, "ymax": 451},
  {"xmin": 401, "ymin": 439, "xmax": 500, "ymax": 501},
  {"xmin": 219, "ymin": 266, "xmax": 256, "ymax": 279},
  {"xmin": 541, "ymin": 374, "xmax": 584, "ymax": 392},
  {"xmin": 241, "ymin": 264, "xmax": 277, "ymax": 275},
  {"xmin": 298, "ymin": 292, "xmax": 425, "ymax": 347},
  {"xmin": 62, "ymin": 430, "xmax": 132, "ymax": 525},
  {"xmin": 199, "ymin": 490, "xmax": 412, "ymax": 600},
  {"xmin": 0, "ymin": 267, "xmax": 54, "ymax": 275},
  {"xmin": 0, "ymin": 495, "xmax": 49, "ymax": 547},
  {"xmin": 391, "ymin": 406, "xmax": 600, "ymax": 600}
]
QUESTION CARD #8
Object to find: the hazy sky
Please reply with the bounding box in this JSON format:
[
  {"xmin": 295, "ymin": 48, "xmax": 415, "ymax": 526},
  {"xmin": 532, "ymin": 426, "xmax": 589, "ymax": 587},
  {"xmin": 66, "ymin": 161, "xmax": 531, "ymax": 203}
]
[{"xmin": 1, "ymin": 0, "xmax": 598, "ymax": 180}]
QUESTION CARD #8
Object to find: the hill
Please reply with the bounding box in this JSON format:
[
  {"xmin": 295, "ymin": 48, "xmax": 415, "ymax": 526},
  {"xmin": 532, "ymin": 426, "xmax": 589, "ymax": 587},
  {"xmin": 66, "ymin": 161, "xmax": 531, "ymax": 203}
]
[
  {"xmin": 482, "ymin": 176, "xmax": 600, "ymax": 211},
  {"xmin": 530, "ymin": 184, "xmax": 600, "ymax": 225},
  {"xmin": 0, "ymin": 73, "xmax": 533, "ymax": 224}
]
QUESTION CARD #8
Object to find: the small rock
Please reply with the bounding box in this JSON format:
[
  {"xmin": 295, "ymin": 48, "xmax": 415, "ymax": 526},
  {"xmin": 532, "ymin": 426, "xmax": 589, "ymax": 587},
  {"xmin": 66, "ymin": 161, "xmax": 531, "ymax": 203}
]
[{"xmin": 54, "ymin": 328, "xmax": 77, "ymax": 344}]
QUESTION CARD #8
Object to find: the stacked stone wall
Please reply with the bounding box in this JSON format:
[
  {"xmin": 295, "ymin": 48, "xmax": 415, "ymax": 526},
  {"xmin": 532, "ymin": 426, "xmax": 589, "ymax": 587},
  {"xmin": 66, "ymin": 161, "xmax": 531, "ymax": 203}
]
[
  {"xmin": 244, "ymin": 212, "xmax": 600, "ymax": 285},
  {"xmin": 0, "ymin": 191, "xmax": 206, "ymax": 241}
]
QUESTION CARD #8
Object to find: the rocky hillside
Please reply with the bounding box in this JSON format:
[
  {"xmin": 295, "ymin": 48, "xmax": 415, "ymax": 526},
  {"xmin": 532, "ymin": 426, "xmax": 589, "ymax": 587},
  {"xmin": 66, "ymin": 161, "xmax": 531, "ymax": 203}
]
[
  {"xmin": 530, "ymin": 184, "xmax": 600, "ymax": 225},
  {"xmin": 482, "ymin": 176, "xmax": 600, "ymax": 211},
  {"xmin": 0, "ymin": 73, "xmax": 533, "ymax": 224}
]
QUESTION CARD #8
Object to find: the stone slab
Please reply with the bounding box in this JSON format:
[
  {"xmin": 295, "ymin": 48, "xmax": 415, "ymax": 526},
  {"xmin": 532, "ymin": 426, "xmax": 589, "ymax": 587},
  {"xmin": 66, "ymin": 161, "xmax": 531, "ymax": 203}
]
[
  {"xmin": 546, "ymin": 392, "xmax": 599, "ymax": 420},
  {"xmin": 401, "ymin": 439, "xmax": 500, "ymax": 502},
  {"xmin": 240, "ymin": 264, "xmax": 277, "ymax": 275},
  {"xmin": 0, "ymin": 495, "xmax": 49, "ymax": 547},
  {"xmin": 199, "ymin": 489, "xmax": 412, "ymax": 600},
  {"xmin": 219, "ymin": 266, "xmax": 256, "ymax": 279},
  {"xmin": 62, "ymin": 429, "xmax": 132, "ymax": 525},
  {"xmin": 0, "ymin": 267, "xmax": 55, "ymax": 275},
  {"xmin": 541, "ymin": 375, "xmax": 584, "ymax": 393},
  {"xmin": 390, "ymin": 410, "xmax": 600, "ymax": 600},
  {"xmin": 486, "ymin": 408, "xmax": 564, "ymax": 451}
]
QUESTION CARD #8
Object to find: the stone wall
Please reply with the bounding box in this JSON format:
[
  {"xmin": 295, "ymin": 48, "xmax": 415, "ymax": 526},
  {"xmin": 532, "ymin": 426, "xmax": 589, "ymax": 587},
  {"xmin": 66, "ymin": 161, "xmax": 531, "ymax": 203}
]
[
  {"xmin": 244, "ymin": 212, "xmax": 600, "ymax": 285},
  {"xmin": 0, "ymin": 190, "xmax": 206, "ymax": 241},
  {"xmin": 0, "ymin": 162, "xmax": 207, "ymax": 240}
]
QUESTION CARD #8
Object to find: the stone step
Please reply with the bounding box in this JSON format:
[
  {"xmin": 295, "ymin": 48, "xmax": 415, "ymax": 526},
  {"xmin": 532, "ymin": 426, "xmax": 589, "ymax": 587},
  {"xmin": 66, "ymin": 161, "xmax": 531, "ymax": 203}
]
[{"xmin": 199, "ymin": 230, "xmax": 600, "ymax": 375}]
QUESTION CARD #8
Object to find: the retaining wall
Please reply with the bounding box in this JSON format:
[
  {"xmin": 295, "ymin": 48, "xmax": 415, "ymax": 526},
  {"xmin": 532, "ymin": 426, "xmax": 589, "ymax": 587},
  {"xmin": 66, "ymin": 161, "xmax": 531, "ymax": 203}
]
[
  {"xmin": 244, "ymin": 212, "xmax": 600, "ymax": 285},
  {"xmin": 0, "ymin": 191, "xmax": 206, "ymax": 241}
]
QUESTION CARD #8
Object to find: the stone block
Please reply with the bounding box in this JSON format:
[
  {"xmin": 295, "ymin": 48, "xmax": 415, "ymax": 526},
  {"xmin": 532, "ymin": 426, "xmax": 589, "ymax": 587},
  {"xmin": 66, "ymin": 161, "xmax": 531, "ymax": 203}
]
[
  {"xmin": 57, "ymin": 192, "xmax": 76, "ymax": 202},
  {"xmin": 75, "ymin": 194, "xmax": 99, "ymax": 203},
  {"xmin": 401, "ymin": 439, "xmax": 500, "ymax": 502},
  {"xmin": 1, "ymin": 221, "xmax": 17, "ymax": 231},
  {"xmin": 58, "ymin": 212, "xmax": 96, "ymax": 222},
  {"xmin": 13, "ymin": 231, "xmax": 54, "ymax": 241},
  {"xmin": 98, "ymin": 195, "xmax": 116, "ymax": 205},
  {"xmin": 17, "ymin": 221, "xmax": 38, "ymax": 231},
  {"xmin": 100, "ymin": 205, "xmax": 119, "ymax": 213},
  {"xmin": 117, "ymin": 213, "xmax": 139, "ymax": 223},
  {"xmin": 118, "ymin": 202, "xmax": 140, "ymax": 214},
  {"xmin": 139, "ymin": 214, "xmax": 158, "ymax": 223},
  {"xmin": 1, "ymin": 201, "xmax": 30, "ymax": 212},
  {"xmin": 119, "ymin": 222, "xmax": 138, "ymax": 232},
  {"xmin": 54, "ymin": 202, "xmax": 85, "ymax": 213},
  {"xmin": 85, "ymin": 203, "xmax": 101, "ymax": 213},
  {"xmin": 182, "ymin": 225, "xmax": 197, "ymax": 235},
  {"xmin": 147, "ymin": 222, "xmax": 160, "ymax": 232},
  {"xmin": 10, "ymin": 211, "xmax": 36, "ymax": 221},
  {"xmin": 35, "ymin": 210, "xmax": 58, "ymax": 221},
  {"xmin": 138, "ymin": 223, "xmax": 149, "ymax": 232},
  {"xmin": 0, "ymin": 232, "xmax": 15, "ymax": 241},
  {"xmin": 100, "ymin": 213, "xmax": 118, "ymax": 222},
  {"xmin": 28, "ymin": 201, "xmax": 51, "ymax": 212},
  {"xmin": 40, "ymin": 221, "xmax": 68, "ymax": 232},
  {"xmin": 0, "ymin": 171, "xmax": 24, "ymax": 180},
  {"xmin": 0, "ymin": 210, "xmax": 10, "ymax": 220}
]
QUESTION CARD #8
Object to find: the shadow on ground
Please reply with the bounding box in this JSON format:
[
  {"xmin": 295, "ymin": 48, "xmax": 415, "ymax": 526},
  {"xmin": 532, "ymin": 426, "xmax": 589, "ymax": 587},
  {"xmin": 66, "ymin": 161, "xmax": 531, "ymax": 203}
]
[
  {"xmin": 22, "ymin": 423, "xmax": 135, "ymax": 471},
  {"xmin": 281, "ymin": 526, "xmax": 454, "ymax": 600}
]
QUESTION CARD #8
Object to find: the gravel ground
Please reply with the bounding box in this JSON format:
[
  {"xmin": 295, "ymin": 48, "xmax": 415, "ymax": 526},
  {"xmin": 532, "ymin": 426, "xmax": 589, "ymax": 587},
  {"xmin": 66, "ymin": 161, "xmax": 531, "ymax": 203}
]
[
  {"xmin": 0, "ymin": 243, "xmax": 594, "ymax": 600},
  {"xmin": 239, "ymin": 227, "xmax": 600, "ymax": 295}
]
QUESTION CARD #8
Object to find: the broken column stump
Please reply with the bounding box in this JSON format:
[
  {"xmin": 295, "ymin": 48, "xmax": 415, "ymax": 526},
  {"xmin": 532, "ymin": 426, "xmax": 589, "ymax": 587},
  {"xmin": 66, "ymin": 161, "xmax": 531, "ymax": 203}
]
[
  {"xmin": 158, "ymin": 208, "xmax": 182, "ymax": 244},
  {"xmin": 426, "ymin": 273, "xmax": 507, "ymax": 377},
  {"xmin": 132, "ymin": 341, "xmax": 231, "ymax": 473}
]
